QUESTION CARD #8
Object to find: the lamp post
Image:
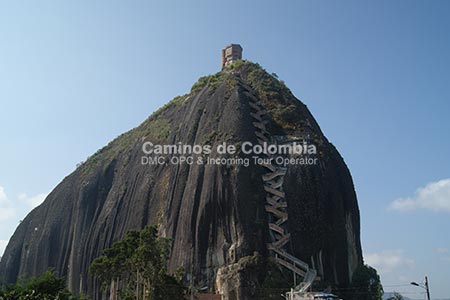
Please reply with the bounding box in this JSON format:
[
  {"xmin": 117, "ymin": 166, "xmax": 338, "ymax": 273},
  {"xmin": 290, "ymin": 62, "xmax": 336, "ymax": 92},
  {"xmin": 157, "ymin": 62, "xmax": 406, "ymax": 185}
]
[{"xmin": 411, "ymin": 276, "xmax": 431, "ymax": 300}]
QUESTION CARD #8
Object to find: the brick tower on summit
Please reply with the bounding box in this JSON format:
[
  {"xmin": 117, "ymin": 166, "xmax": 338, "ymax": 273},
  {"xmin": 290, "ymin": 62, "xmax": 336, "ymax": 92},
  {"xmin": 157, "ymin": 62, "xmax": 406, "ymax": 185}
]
[{"xmin": 221, "ymin": 44, "xmax": 242, "ymax": 68}]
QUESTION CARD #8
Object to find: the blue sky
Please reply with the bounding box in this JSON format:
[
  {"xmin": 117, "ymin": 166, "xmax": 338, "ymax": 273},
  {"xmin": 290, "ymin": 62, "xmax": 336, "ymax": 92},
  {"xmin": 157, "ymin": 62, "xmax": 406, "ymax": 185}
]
[{"xmin": 1, "ymin": 1, "xmax": 449, "ymax": 298}]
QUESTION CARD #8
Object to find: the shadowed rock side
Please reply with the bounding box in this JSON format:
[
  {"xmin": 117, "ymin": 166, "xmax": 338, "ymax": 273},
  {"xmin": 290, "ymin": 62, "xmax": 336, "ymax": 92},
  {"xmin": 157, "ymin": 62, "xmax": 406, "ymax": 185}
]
[{"xmin": 0, "ymin": 61, "xmax": 363, "ymax": 299}]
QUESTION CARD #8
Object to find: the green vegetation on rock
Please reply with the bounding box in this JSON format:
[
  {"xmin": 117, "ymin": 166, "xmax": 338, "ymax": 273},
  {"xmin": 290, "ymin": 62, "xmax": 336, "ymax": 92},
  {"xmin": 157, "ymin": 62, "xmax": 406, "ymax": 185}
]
[
  {"xmin": 190, "ymin": 71, "xmax": 237, "ymax": 96},
  {"xmin": 145, "ymin": 118, "xmax": 171, "ymax": 141},
  {"xmin": 150, "ymin": 94, "xmax": 188, "ymax": 120},
  {"xmin": 79, "ymin": 93, "xmax": 190, "ymax": 175},
  {"xmin": 190, "ymin": 73, "xmax": 222, "ymax": 94}
]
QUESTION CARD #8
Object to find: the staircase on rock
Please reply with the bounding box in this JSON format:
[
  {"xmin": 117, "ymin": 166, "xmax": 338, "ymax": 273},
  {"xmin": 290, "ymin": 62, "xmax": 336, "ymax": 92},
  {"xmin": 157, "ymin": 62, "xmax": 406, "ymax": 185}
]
[{"xmin": 241, "ymin": 80, "xmax": 318, "ymax": 293}]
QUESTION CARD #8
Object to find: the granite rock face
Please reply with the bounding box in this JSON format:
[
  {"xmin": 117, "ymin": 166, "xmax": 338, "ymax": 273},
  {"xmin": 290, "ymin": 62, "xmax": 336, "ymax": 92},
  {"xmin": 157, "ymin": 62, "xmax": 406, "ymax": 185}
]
[{"xmin": 0, "ymin": 62, "xmax": 363, "ymax": 299}]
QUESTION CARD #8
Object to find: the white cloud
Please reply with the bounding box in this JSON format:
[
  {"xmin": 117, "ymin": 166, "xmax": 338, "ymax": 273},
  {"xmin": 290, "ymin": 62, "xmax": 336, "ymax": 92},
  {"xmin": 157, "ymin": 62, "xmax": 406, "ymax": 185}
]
[
  {"xmin": 0, "ymin": 207, "xmax": 15, "ymax": 222},
  {"xmin": 0, "ymin": 185, "xmax": 49, "ymax": 260},
  {"xmin": 0, "ymin": 186, "xmax": 7, "ymax": 202},
  {"xmin": 0, "ymin": 185, "xmax": 48, "ymax": 222},
  {"xmin": 436, "ymin": 247, "xmax": 449, "ymax": 254},
  {"xmin": 0, "ymin": 239, "xmax": 9, "ymax": 257},
  {"xmin": 0, "ymin": 186, "xmax": 15, "ymax": 221},
  {"xmin": 365, "ymin": 250, "xmax": 415, "ymax": 274},
  {"xmin": 436, "ymin": 248, "xmax": 450, "ymax": 263},
  {"xmin": 388, "ymin": 178, "xmax": 450, "ymax": 212},
  {"xmin": 18, "ymin": 192, "xmax": 48, "ymax": 209}
]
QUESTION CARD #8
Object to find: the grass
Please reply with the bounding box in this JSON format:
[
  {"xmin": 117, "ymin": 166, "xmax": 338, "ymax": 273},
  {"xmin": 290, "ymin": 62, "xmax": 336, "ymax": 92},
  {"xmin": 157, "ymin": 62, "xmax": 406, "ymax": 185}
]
[
  {"xmin": 78, "ymin": 59, "xmax": 311, "ymax": 177},
  {"xmin": 79, "ymin": 94, "xmax": 189, "ymax": 176}
]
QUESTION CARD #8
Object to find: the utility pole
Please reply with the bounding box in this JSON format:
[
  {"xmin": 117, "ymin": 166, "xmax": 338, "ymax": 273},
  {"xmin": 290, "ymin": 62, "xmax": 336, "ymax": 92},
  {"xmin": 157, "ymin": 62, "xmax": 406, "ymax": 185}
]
[
  {"xmin": 411, "ymin": 276, "xmax": 431, "ymax": 300},
  {"xmin": 425, "ymin": 276, "xmax": 431, "ymax": 300}
]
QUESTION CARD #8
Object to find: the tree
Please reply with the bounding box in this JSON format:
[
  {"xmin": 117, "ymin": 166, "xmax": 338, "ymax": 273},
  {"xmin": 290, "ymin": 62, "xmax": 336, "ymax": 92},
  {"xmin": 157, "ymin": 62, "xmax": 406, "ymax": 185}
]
[
  {"xmin": 0, "ymin": 270, "xmax": 87, "ymax": 300},
  {"xmin": 90, "ymin": 225, "xmax": 187, "ymax": 300},
  {"xmin": 90, "ymin": 229, "xmax": 141, "ymax": 299},
  {"xmin": 133, "ymin": 225, "xmax": 172, "ymax": 299},
  {"xmin": 387, "ymin": 292, "xmax": 404, "ymax": 300},
  {"xmin": 348, "ymin": 265, "xmax": 383, "ymax": 300}
]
